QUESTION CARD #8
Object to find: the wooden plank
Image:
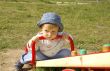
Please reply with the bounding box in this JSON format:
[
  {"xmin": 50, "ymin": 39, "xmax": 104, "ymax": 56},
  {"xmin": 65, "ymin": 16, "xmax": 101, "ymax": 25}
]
[
  {"xmin": 36, "ymin": 56, "xmax": 81, "ymax": 67},
  {"xmin": 82, "ymin": 52, "xmax": 110, "ymax": 67},
  {"xmin": 36, "ymin": 52, "xmax": 110, "ymax": 67}
]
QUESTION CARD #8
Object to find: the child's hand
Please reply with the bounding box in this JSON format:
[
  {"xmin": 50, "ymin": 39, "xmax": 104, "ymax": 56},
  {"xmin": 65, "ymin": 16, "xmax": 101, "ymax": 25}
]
[
  {"xmin": 31, "ymin": 36, "xmax": 39, "ymax": 42},
  {"xmin": 71, "ymin": 51, "xmax": 77, "ymax": 56},
  {"xmin": 31, "ymin": 32, "xmax": 46, "ymax": 42}
]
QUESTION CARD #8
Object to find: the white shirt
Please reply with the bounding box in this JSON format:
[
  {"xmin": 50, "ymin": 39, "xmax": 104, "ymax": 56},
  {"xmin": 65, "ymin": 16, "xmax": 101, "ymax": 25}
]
[{"xmin": 26, "ymin": 32, "xmax": 73, "ymax": 57}]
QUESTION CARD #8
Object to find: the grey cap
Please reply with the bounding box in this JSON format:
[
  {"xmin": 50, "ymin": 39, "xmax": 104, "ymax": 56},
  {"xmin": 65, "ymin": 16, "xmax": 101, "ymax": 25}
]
[{"xmin": 37, "ymin": 12, "xmax": 63, "ymax": 32}]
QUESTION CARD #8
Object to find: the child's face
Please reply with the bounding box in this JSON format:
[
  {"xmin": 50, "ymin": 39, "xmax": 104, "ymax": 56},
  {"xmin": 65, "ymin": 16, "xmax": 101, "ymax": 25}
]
[{"xmin": 41, "ymin": 24, "xmax": 59, "ymax": 40}]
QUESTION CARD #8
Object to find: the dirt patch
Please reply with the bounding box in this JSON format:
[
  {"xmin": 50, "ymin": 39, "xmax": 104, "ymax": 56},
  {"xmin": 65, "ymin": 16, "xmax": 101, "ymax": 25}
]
[{"xmin": 0, "ymin": 48, "xmax": 24, "ymax": 71}]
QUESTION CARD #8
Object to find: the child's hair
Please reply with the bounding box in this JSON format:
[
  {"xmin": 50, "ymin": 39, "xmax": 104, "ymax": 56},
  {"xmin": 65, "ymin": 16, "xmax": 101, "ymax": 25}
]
[{"xmin": 37, "ymin": 12, "xmax": 63, "ymax": 32}]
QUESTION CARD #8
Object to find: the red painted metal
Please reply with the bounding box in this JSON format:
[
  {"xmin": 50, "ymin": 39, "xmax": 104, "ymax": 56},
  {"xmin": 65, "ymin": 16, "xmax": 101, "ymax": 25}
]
[
  {"xmin": 68, "ymin": 36, "xmax": 74, "ymax": 51},
  {"xmin": 62, "ymin": 69, "xmax": 76, "ymax": 71},
  {"xmin": 31, "ymin": 40, "xmax": 36, "ymax": 65}
]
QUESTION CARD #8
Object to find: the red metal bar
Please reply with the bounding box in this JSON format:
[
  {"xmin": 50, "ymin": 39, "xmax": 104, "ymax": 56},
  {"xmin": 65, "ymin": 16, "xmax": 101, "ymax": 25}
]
[
  {"xmin": 68, "ymin": 36, "xmax": 75, "ymax": 51},
  {"xmin": 31, "ymin": 41, "xmax": 36, "ymax": 65}
]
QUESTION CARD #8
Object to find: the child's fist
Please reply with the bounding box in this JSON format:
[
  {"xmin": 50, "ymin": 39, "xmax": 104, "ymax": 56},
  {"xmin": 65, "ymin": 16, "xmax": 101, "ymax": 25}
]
[{"xmin": 71, "ymin": 51, "xmax": 78, "ymax": 56}]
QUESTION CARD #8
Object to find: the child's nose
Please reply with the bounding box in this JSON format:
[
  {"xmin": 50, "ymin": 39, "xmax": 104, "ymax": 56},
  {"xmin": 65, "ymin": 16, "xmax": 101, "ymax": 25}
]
[{"xmin": 48, "ymin": 32, "xmax": 52, "ymax": 37}]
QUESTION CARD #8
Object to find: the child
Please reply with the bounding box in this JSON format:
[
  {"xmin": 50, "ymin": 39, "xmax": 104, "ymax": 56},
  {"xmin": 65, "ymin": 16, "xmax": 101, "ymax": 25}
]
[{"xmin": 15, "ymin": 12, "xmax": 75, "ymax": 71}]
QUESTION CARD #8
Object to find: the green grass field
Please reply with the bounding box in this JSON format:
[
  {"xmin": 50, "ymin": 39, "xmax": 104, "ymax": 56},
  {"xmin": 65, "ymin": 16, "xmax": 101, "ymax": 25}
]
[
  {"xmin": 0, "ymin": 0, "xmax": 110, "ymax": 70},
  {"xmin": 0, "ymin": 0, "xmax": 110, "ymax": 51}
]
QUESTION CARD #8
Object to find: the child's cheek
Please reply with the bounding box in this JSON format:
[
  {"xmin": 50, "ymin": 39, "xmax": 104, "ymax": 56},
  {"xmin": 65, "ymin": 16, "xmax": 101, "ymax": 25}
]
[{"xmin": 51, "ymin": 35, "xmax": 57, "ymax": 39}]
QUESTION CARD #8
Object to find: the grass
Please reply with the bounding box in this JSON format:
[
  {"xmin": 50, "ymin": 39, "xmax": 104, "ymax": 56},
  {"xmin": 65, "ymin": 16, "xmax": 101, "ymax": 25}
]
[
  {"xmin": 0, "ymin": 0, "xmax": 110, "ymax": 70},
  {"xmin": 0, "ymin": 0, "xmax": 110, "ymax": 50}
]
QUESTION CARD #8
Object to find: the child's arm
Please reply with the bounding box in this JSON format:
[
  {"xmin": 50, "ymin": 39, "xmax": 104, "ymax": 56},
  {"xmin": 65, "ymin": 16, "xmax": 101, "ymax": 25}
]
[
  {"xmin": 24, "ymin": 35, "xmax": 39, "ymax": 53},
  {"xmin": 62, "ymin": 32, "xmax": 76, "ymax": 56},
  {"xmin": 24, "ymin": 33, "xmax": 45, "ymax": 53},
  {"xmin": 62, "ymin": 32, "xmax": 75, "ymax": 50},
  {"xmin": 24, "ymin": 33, "xmax": 45, "ymax": 68}
]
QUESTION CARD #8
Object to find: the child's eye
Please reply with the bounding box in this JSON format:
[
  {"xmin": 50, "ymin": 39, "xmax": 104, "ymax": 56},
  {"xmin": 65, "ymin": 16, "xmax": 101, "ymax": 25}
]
[
  {"xmin": 45, "ymin": 30, "xmax": 48, "ymax": 32},
  {"xmin": 52, "ymin": 31, "xmax": 56, "ymax": 33}
]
